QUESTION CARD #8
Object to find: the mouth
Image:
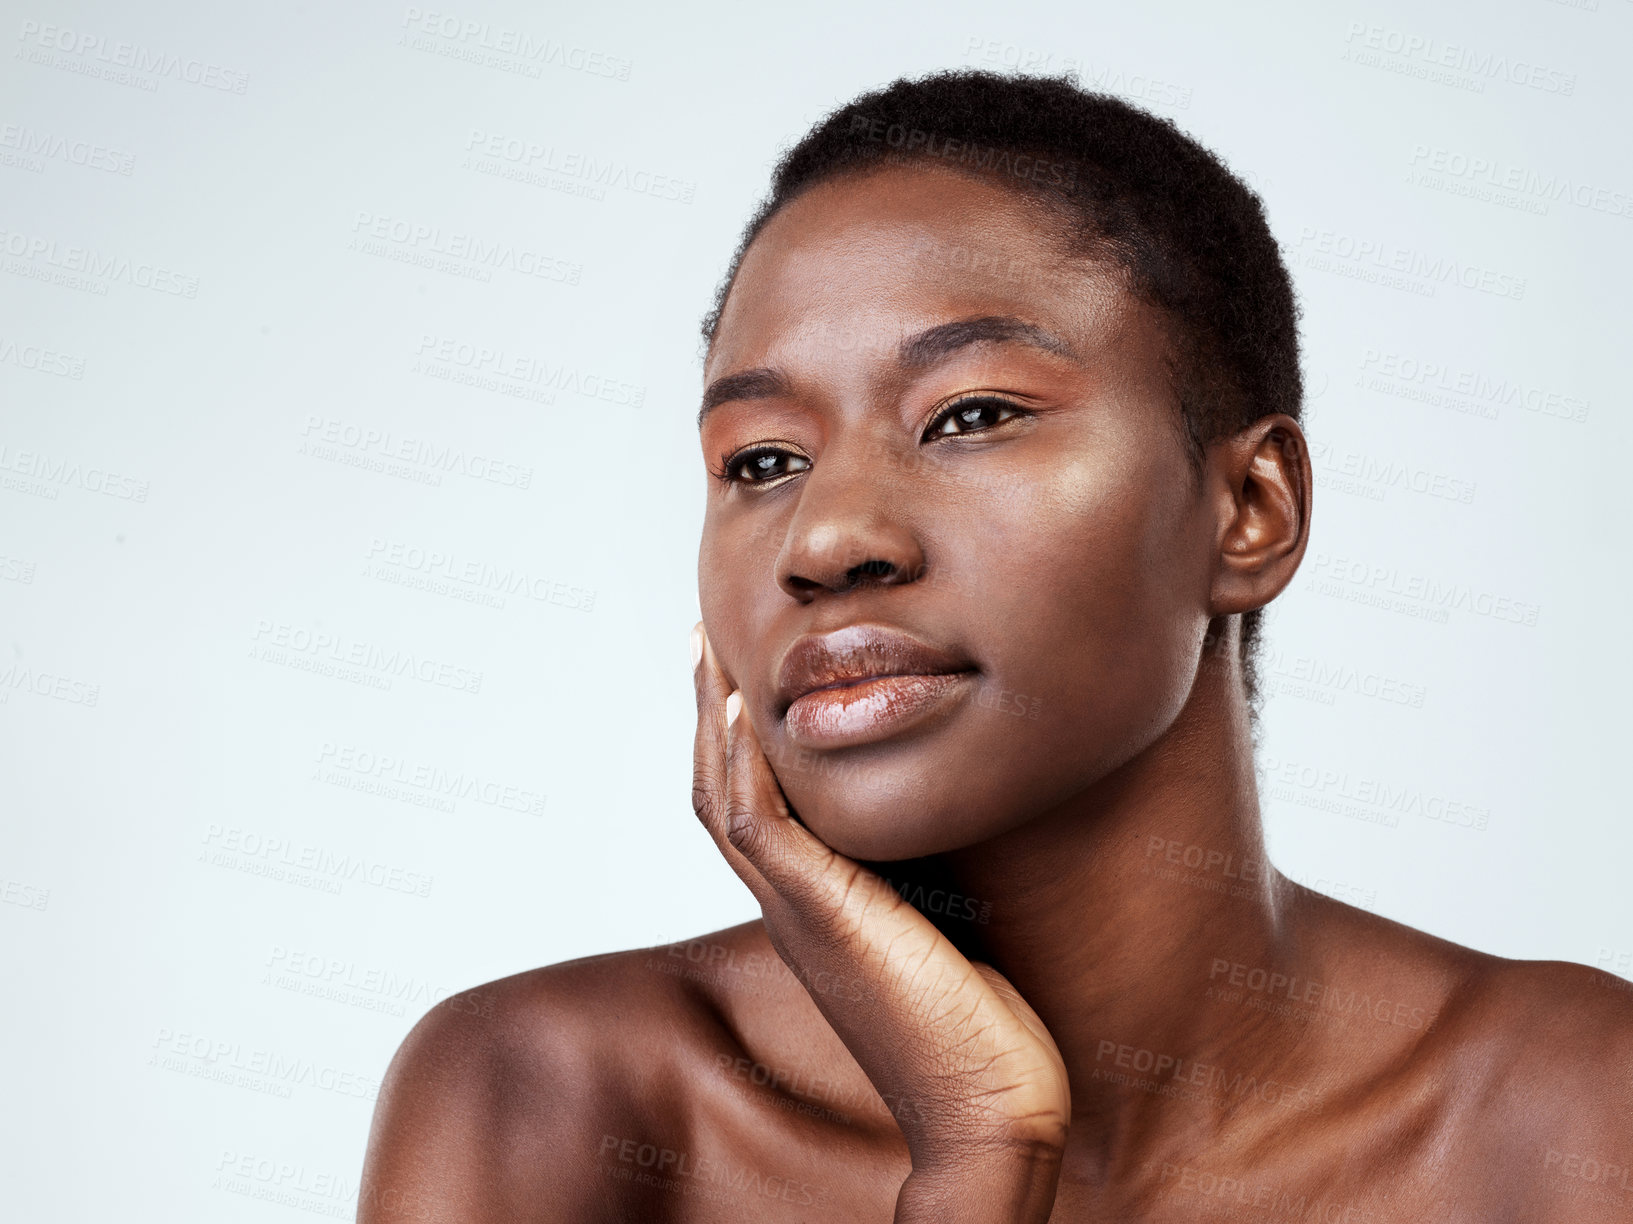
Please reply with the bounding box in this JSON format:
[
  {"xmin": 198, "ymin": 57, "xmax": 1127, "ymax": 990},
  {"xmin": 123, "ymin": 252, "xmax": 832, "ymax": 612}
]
[
  {"xmin": 776, "ymin": 624, "xmax": 977, "ymax": 750},
  {"xmin": 784, "ymin": 671, "xmax": 976, "ymax": 749}
]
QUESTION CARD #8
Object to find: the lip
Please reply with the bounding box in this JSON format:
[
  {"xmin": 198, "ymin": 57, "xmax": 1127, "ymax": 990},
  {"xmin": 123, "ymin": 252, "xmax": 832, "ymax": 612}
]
[{"xmin": 776, "ymin": 624, "xmax": 977, "ymax": 749}]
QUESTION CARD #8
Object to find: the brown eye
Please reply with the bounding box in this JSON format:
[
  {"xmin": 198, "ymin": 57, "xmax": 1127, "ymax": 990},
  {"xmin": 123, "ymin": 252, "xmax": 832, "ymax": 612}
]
[
  {"xmin": 726, "ymin": 447, "xmax": 811, "ymax": 484},
  {"xmin": 924, "ymin": 396, "xmax": 1025, "ymax": 439}
]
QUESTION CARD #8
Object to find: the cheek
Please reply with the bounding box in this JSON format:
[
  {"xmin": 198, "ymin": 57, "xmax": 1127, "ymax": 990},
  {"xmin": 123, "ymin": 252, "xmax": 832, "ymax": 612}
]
[
  {"xmin": 697, "ymin": 531, "xmax": 748, "ymax": 684},
  {"xmin": 959, "ymin": 451, "xmax": 1203, "ymax": 751},
  {"xmin": 698, "ymin": 516, "xmax": 784, "ymax": 694},
  {"xmin": 697, "ymin": 529, "xmax": 725, "ymax": 616},
  {"xmin": 695, "ymin": 433, "xmax": 1208, "ymax": 861}
]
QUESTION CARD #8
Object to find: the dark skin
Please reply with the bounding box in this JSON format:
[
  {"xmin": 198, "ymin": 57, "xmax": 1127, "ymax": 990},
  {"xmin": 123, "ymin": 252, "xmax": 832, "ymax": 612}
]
[{"xmin": 358, "ymin": 163, "xmax": 1633, "ymax": 1223}]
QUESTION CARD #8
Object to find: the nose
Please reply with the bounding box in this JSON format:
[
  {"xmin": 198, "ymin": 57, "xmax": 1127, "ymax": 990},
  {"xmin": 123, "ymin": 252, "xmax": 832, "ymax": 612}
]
[{"xmin": 774, "ymin": 442, "xmax": 926, "ymax": 601}]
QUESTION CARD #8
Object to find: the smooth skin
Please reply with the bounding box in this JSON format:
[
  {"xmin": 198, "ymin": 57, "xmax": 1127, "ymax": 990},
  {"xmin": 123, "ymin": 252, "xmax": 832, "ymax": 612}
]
[{"xmin": 358, "ymin": 162, "xmax": 1633, "ymax": 1222}]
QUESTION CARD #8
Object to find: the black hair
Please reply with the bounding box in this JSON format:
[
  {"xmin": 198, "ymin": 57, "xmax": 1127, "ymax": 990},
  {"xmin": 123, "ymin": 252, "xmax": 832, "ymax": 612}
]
[{"xmin": 701, "ymin": 68, "xmax": 1303, "ymax": 724}]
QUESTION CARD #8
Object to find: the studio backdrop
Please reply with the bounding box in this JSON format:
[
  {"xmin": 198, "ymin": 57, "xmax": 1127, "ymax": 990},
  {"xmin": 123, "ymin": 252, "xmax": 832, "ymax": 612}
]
[{"xmin": 2, "ymin": 0, "xmax": 1628, "ymax": 1217}]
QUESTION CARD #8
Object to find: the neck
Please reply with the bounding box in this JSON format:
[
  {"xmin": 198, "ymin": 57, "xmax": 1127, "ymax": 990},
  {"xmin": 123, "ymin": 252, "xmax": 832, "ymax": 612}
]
[{"xmin": 924, "ymin": 647, "xmax": 1317, "ymax": 1174}]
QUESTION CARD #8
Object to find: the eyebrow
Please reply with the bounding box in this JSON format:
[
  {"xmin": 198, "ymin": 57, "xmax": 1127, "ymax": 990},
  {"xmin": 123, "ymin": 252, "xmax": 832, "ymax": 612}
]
[{"xmin": 697, "ymin": 315, "xmax": 1079, "ymax": 429}]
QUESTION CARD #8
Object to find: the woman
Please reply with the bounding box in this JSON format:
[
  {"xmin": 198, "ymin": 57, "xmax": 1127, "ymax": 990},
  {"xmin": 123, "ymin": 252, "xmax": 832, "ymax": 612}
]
[{"xmin": 358, "ymin": 70, "xmax": 1632, "ymax": 1222}]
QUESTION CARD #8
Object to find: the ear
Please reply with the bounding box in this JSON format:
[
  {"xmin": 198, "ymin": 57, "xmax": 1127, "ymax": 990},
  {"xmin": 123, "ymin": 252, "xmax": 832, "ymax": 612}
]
[{"xmin": 1206, "ymin": 414, "xmax": 1312, "ymax": 617}]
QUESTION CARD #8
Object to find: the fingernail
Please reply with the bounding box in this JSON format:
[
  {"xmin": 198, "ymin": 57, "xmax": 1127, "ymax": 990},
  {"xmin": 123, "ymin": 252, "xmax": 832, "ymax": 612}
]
[
  {"xmin": 690, "ymin": 623, "xmax": 704, "ymax": 671},
  {"xmin": 725, "ymin": 691, "xmax": 742, "ymax": 727}
]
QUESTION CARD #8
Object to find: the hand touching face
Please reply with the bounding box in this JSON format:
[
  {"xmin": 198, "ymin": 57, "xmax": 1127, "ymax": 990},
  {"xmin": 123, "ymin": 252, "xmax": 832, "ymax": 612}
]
[{"xmin": 697, "ymin": 163, "xmax": 1231, "ymax": 861}]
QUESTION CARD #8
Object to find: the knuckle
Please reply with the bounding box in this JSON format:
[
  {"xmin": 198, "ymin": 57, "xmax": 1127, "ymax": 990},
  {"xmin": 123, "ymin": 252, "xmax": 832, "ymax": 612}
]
[
  {"xmin": 723, "ymin": 798, "xmax": 763, "ymax": 859},
  {"xmin": 690, "ymin": 772, "xmax": 722, "ymax": 826}
]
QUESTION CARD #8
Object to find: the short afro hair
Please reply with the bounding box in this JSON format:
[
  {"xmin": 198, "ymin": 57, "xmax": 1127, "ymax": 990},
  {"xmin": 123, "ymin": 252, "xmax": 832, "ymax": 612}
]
[{"xmin": 700, "ymin": 68, "xmax": 1304, "ymax": 726}]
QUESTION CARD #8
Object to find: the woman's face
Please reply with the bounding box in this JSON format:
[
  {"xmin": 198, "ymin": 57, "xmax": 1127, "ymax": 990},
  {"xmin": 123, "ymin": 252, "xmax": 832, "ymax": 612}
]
[{"xmin": 698, "ymin": 163, "xmax": 1224, "ymax": 861}]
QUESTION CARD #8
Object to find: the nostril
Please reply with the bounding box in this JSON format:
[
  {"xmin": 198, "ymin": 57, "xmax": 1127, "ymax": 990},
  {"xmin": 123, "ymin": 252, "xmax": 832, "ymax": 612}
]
[
  {"xmin": 785, "ymin": 574, "xmax": 823, "ymax": 595},
  {"xmin": 845, "ymin": 559, "xmax": 896, "ymax": 587}
]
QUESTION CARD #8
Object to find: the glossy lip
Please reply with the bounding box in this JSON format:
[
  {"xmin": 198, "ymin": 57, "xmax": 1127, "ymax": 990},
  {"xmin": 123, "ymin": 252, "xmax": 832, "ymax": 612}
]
[{"xmin": 776, "ymin": 624, "xmax": 977, "ymax": 749}]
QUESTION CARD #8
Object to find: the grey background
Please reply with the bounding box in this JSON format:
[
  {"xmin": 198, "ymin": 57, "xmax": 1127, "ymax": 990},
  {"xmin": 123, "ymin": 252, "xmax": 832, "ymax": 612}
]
[{"xmin": 1, "ymin": 0, "xmax": 1628, "ymax": 1215}]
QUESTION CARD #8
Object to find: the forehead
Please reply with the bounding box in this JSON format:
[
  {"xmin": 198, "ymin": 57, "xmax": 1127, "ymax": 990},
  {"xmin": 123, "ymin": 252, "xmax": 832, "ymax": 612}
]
[{"xmin": 705, "ymin": 163, "xmax": 1147, "ymax": 379}]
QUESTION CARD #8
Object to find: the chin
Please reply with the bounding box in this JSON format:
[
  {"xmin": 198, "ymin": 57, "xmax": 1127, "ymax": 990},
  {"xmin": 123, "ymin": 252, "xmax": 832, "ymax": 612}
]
[{"xmin": 774, "ymin": 759, "xmax": 1020, "ymax": 862}]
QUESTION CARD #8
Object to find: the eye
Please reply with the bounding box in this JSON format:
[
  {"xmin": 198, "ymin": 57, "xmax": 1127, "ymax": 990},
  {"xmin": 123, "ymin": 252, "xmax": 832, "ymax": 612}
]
[
  {"xmin": 720, "ymin": 445, "xmax": 812, "ymax": 486},
  {"xmin": 923, "ymin": 395, "xmax": 1026, "ymax": 439}
]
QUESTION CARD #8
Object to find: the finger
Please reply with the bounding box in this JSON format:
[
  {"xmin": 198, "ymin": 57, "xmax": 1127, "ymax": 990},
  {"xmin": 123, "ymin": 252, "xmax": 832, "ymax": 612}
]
[
  {"xmin": 690, "ymin": 623, "xmax": 767, "ymax": 891},
  {"xmin": 971, "ymin": 962, "xmax": 1070, "ymax": 1081},
  {"xmin": 690, "ymin": 621, "xmax": 728, "ymax": 841},
  {"xmin": 696, "ymin": 626, "xmax": 934, "ymax": 986},
  {"xmin": 723, "ymin": 699, "xmax": 878, "ymax": 921}
]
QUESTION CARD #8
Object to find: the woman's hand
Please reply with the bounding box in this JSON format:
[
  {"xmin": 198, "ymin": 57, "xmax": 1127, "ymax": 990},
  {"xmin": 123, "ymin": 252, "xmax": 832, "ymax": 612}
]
[{"xmin": 690, "ymin": 624, "xmax": 1071, "ymax": 1224}]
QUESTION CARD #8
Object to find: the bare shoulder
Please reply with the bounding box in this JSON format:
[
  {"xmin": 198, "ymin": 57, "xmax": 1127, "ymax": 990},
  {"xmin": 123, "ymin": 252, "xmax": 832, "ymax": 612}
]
[
  {"xmin": 1404, "ymin": 940, "xmax": 1633, "ymax": 1219},
  {"xmin": 1323, "ymin": 892, "xmax": 1633, "ymax": 1112},
  {"xmin": 1462, "ymin": 955, "xmax": 1633, "ymax": 1125},
  {"xmin": 1294, "ymin": 881, "xmax": 1633, "ymax": 1066},
  {"xmin": 1282, "ymin": 886, "xmax": 1633, "ymax": 1219},
  {"xmin": 357, "ymin": 920, "xmax": 894, "ymax": 1224},
  {"xmin": 357, "ymin": 922, "xmax": 754, "ymax": 1223}
]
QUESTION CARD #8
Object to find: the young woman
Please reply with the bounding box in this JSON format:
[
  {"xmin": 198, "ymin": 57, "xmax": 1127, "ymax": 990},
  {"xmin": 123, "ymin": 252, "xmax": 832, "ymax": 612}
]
[{"xmin": 358, "ymin": 70, "xmax": 1633, "ymax": 1222}]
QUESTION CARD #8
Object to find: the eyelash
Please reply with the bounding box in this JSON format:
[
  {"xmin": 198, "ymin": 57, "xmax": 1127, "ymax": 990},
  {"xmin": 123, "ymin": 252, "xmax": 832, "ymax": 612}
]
[{"xmin": 713, "ymin": 395, "xmax": 1028, "ymax": 487}]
